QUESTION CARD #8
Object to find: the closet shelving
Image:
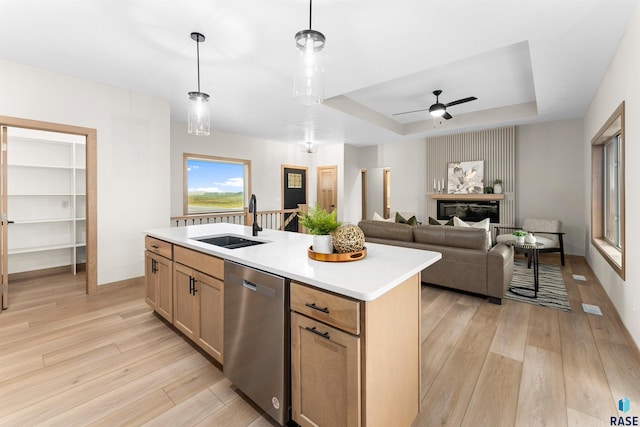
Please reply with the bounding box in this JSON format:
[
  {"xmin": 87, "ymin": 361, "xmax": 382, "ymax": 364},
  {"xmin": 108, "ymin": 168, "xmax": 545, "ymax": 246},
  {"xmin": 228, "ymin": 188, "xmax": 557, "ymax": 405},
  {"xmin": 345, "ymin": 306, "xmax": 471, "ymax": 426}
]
[{"xmin": 6, "ymin": 128, "xmax": 86, "ymax": 275}]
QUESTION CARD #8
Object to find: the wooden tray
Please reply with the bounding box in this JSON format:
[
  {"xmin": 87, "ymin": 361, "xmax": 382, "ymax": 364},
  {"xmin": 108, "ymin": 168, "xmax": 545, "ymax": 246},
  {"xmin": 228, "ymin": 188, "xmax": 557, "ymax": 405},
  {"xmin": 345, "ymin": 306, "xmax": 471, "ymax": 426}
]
[{"xmin": 308, "ymin": 246, "xmax": 367, "ymax": 262}]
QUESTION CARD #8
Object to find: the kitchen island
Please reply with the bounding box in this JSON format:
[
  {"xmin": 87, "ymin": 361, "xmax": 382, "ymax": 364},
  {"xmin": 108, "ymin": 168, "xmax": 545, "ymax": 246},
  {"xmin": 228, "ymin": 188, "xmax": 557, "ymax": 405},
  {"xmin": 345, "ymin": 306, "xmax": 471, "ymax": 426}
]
[{"xmin": 144, "ymin": 223, "xmax": 441, "ymax": 427}]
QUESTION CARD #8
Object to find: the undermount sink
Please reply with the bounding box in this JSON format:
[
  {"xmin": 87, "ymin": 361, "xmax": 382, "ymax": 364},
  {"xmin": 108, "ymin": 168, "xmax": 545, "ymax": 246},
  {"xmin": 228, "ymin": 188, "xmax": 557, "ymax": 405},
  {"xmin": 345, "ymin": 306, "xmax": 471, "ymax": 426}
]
[{"xmin": 194, "ymin": 235, "xmax": 267, "ymax": 249}]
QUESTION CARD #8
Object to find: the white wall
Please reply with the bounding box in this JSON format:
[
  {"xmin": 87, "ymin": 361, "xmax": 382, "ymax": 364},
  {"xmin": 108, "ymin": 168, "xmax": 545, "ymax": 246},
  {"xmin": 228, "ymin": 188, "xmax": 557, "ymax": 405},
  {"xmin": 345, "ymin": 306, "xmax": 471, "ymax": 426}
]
[
  {"xmin": 170, "ymin": 123, "xmax": 346, "ymax": 220},
  {"xmin": 364, "ymin": 140, "xmax": 428, "ymax": 222},
  {"xmin": 342, "ymin": 144, "xmax": 363, "ymax": 223},
  {"xmin": 0, "ymin": 60, "xmax": 171, "ymax": 286},
  {"xmin": 516, "ymin": 119, "xmax": 585, "ymax": 255},
  {"xmin": 583, "ymin": 3, "xmax": 640, "ymax": 349}
]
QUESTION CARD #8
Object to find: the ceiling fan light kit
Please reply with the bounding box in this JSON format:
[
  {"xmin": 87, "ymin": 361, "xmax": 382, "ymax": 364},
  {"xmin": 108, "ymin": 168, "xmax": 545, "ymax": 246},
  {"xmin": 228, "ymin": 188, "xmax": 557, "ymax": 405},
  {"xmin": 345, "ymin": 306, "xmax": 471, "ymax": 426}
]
[
  {"xmin": 294, "ymin": 0, "xmax": 326, "ymax": 105},
  {"xmin": 187, "ymin": 32, "xmax": 211, "ymax": 136}
]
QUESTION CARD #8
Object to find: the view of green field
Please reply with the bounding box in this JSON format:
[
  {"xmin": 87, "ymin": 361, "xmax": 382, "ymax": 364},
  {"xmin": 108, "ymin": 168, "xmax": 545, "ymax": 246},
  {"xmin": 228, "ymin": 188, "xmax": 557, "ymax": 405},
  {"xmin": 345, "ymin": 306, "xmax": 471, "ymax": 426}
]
[{"xmin": 188, "ymin": 192, "xmax": 244, "ymax": 211}]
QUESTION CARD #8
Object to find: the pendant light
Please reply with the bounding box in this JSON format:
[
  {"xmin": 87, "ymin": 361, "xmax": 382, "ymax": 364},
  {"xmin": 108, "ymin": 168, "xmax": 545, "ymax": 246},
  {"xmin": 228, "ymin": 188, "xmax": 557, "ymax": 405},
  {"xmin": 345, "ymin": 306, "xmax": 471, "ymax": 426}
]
[
  {"xmin": 302, "ymin": 141, "xmax": 317, "ymax": 153},
  {"xmin": 187, "ymin": 32, "xmax": 210, "ymax": 136},
  {"xmin": 294, "ymin": 0, "xmax": 325, "ymax": 105}
]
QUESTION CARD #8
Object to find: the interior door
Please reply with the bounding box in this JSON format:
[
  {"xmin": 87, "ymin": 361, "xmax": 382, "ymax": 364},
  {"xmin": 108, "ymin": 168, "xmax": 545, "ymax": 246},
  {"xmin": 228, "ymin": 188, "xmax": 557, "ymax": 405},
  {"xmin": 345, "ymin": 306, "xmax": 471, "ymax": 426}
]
[
  {"xmin": 1, "ymin": 126, "xmax": 8, "ymax": 309},
  {"xmin": 282, "ymin": 165, "xmax": 307, "ymax": 232},
  {"xmin": 317, "ymin": 165, "xmax": 337, "ymax": 214}
]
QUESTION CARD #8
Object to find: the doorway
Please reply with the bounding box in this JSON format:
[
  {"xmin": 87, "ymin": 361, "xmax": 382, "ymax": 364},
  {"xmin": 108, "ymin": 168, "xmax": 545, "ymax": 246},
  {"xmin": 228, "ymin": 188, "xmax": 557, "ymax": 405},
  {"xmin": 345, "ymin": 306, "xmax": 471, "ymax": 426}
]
[
  {"xmin": 317, "ymin": 165, "xmax": 337, "ymax": 214},
  {"xmin": 361, "ymin": 167, "xmax": 391, "ymax": 220},
  {"xmin": 282, "ymin": 165, "xmax": 308, "ymax": 232},
  {"xmin": 0, "ymin": 116, "xmax": 97, "ymax": 310}
]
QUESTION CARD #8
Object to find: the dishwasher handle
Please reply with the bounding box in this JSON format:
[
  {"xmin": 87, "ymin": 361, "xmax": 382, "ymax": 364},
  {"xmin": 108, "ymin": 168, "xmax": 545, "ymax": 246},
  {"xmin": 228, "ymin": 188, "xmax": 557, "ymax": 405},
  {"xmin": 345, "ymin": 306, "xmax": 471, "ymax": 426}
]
[{"xmin": 242, "ymin": 280, "xmax": 258, "ymax": 291}]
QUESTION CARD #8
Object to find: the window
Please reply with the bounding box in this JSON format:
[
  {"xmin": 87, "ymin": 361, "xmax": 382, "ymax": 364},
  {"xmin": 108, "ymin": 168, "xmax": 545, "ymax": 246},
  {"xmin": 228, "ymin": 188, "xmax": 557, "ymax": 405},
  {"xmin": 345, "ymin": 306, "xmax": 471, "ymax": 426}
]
[
  {"xmin": 591, "ymin": 102, "xmax": 625, "ymax": 279},
  {"xmin": 604, "ymin": 134, "xmax": 621, "ymax": 248},
  {"xmin": 184, "ymin": 153, "xmax": 251, "ymax": 214}
]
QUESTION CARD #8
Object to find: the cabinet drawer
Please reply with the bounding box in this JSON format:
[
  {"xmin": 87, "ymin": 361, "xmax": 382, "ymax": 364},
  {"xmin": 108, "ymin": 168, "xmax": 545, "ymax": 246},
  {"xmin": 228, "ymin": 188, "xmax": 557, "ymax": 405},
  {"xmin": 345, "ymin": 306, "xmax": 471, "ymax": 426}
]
[
  {"xmin": 174, "ymin": 245, "xmax": 224, "ymax": 280},
  {"xmin": 145, "ymin": 236, "xmax": 173, "ymax": 259},
  {"xmin": 290, "ymin": 282, "xmax": 360, "ymax": 335}
]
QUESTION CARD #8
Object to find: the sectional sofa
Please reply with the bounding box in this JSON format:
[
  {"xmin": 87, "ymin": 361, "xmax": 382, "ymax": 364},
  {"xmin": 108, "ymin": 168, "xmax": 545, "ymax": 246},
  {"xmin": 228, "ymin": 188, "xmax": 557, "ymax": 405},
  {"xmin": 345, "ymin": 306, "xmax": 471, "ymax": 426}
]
[{"xmin": 358, "ymin": 220, "xmax": 514, "ymax": 304}]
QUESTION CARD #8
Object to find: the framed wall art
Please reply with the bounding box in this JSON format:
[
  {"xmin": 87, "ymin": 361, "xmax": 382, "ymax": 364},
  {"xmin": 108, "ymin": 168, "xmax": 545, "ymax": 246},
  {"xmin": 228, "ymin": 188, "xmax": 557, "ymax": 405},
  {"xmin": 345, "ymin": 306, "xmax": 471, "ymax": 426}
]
[{"xmin": 447, "ymin": 160, "xmax": 484, "ymax": 194}]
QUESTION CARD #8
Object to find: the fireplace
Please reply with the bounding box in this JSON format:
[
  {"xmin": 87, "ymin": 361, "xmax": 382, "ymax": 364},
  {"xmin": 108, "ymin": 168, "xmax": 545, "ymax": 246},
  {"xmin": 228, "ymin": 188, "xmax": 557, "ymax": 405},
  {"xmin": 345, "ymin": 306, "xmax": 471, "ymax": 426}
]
[{"xmin": 437, "ymin": 200, "xmax": 500, "ymax": 223}]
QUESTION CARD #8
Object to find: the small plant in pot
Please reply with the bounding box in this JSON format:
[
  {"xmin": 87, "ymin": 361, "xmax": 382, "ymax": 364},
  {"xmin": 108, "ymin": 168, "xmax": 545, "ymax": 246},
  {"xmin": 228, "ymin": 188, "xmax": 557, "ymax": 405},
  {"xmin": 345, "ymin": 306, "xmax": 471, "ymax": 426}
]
[
  {"xmin": 493, "ymin": 179, "xmax": 503, "ymax": 194},
  {"xmin": 298, "ymin": 204, "xmax": 341, "ymax": 254},
  {"xmin": 512, "ymin": 230, "xmax": 527, "ymax": 244}
]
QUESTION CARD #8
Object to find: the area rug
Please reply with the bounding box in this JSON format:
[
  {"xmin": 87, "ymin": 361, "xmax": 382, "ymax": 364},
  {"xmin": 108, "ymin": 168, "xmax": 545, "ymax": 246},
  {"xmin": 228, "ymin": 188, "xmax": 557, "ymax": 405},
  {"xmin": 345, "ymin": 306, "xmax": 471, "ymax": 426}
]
[{"xmin": 504, "ymin": 259, "xmax": 571, "ymax": 312}]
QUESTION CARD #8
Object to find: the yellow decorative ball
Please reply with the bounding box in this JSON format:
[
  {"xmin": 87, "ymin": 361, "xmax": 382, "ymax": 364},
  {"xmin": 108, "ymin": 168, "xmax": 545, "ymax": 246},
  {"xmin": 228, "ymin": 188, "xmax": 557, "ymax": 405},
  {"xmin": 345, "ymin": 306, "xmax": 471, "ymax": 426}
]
[{"xmin": 331, "ymin": 225, "xmax": 365, "ymax": 253}]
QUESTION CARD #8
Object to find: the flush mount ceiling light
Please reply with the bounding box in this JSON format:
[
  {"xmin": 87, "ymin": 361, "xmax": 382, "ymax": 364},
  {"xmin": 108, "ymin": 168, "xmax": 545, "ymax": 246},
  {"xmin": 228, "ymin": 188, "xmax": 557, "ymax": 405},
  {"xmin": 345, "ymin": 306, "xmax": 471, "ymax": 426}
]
[
  {"xmin": 294, "ymin": 0, "xmax": 325, "ymax": 105},
  {"xmin": 187, "ymin": 32, "xmax": 210, "ymax": 136}
]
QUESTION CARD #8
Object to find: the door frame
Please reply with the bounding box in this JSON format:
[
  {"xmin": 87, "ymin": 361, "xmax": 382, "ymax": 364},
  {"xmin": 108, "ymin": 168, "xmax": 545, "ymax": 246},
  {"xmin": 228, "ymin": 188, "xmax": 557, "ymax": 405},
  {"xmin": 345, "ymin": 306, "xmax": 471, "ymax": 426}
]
[{"xmin": 0, "ymin": 116, "xmax": 97, "ymax": 296}]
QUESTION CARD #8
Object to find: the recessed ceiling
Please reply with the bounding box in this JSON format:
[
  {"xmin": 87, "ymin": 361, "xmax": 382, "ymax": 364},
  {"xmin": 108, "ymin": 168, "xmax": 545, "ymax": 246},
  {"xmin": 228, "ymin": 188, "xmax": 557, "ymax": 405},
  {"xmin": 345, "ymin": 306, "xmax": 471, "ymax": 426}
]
[{"xmin": 0, "ymin": 0, "xmax": 637, "ymax": 147}]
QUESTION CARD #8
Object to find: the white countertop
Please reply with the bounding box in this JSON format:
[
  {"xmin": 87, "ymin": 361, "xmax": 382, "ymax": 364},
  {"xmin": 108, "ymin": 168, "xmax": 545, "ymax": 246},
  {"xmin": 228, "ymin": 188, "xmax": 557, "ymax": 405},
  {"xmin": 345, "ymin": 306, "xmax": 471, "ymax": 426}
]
[{"xmin": 145, "ymin": 223, "xmax": 441, "ymax": 301}]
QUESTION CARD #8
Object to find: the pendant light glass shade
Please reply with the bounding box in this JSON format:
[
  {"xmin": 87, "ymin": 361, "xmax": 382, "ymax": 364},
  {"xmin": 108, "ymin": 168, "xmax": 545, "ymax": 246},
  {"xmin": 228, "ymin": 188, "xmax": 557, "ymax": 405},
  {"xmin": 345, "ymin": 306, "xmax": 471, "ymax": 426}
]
[
  {"xmin": 187, "ymin": 32, "xmax": 210, "ymax": 136},
  {"xmin": 294, "ymin": 0, "xmax": 325, "ymax": 104},
  {"xmin": 301, "ymin": 140, "xmax": 317, "ymax": 153},
  {"xmin": 188, "ymin": 91, "xmax": 210, "ymax": 135}
]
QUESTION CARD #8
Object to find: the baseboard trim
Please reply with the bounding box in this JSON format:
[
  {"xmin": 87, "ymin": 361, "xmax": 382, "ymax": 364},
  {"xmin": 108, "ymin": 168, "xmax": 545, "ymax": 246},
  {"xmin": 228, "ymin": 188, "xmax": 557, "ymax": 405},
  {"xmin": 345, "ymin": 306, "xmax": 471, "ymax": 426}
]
[
  {"xmin": 9, "ymin": 264, "xmax": 86, "ymax": 281},
  {"xmin": 96, "ymin": 275, "xmax": 144, "ymax": 294}
]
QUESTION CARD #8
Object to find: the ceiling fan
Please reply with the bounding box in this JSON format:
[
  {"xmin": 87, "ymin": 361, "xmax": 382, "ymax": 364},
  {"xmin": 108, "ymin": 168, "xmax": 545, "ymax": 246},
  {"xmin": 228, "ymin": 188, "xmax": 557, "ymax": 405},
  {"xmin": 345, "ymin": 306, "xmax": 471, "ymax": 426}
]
[{"xmin": 393, "ymin": 90, "xmax": 477, "ymax": 120}]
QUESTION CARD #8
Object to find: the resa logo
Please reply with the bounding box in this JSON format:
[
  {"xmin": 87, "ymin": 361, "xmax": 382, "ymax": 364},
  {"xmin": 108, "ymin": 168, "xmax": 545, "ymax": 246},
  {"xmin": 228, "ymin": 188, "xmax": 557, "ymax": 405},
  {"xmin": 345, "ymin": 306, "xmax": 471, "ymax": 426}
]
[{"xmin": 611, "ymin": 397, "xmax": 638, "ymax": 426}]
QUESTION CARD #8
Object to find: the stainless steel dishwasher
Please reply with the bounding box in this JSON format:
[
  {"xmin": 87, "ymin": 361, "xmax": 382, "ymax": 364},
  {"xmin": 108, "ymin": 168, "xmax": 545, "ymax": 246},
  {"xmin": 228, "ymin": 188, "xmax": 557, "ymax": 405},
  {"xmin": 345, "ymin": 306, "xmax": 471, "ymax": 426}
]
[{"xmin": 223, "ymin": 260, "xmax": 290, "ymax": 425}]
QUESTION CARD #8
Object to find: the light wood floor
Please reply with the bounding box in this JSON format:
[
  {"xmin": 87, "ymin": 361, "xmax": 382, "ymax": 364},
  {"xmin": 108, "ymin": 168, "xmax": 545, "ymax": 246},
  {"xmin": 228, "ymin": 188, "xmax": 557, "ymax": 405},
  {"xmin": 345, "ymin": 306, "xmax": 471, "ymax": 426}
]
[{"xmin": 0, "ymin": 255, "xmax": 638, "ymax": 426}]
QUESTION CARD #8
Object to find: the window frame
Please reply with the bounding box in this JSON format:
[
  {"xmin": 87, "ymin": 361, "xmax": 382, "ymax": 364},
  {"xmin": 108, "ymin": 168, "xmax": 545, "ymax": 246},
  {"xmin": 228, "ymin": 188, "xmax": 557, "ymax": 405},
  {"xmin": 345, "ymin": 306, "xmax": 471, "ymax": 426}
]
[
  {"xmin": 591, "ymin": 102, "xmax": 625, "ymax": 280},
  {"xmin": 183, "ymin": 153, "xmax": 252, "ymax": 215}
]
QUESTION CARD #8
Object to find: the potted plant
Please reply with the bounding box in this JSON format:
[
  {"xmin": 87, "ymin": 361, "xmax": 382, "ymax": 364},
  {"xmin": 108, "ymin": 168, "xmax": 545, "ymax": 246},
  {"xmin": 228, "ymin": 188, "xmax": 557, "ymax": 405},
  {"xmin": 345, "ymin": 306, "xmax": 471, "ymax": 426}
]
[
  {"xmin": 493, "ymin": 179, "xmax": 503, "ymax": 194},
  {"xmin": 298, "ymin": 204, "xmax": 341, "ymax": 254},
  {"xmin": 512, "ymin": 230, "xmax": 527, "ymax": 244}
]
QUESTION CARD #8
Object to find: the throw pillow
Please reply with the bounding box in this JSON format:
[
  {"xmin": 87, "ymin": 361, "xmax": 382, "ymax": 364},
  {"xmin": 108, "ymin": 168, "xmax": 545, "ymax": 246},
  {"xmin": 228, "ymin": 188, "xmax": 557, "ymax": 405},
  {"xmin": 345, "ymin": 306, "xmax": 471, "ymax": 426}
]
[
  {"xmin": 372, "ymin": 212, "xmax": 394, "ymax": 222},
  {"xmin": 453, "ymin": 216, "xmax": 490, "ymax": 230},
  {"xmin": 396, "ymin": 212, "xmax": 418, "ymax": 226},
  {"xmin": 428, "ymin": 217, "xmax": 455, "ymax": 226}
]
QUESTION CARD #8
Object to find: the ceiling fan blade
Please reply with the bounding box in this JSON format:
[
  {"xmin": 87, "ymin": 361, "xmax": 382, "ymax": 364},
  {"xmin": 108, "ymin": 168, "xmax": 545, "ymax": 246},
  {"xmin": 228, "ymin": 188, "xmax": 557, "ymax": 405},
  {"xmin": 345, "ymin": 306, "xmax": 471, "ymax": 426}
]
[
  {"xmin": 443, "ymin": 112, "xmax": 453, "ymax": 120},
  {"xmin": 445, "ymin": 96, "xmax": 477, "ymax": 107},
  {"xmin": 392, "ymin": 108, "xmax": 429, "ymax": 116}
]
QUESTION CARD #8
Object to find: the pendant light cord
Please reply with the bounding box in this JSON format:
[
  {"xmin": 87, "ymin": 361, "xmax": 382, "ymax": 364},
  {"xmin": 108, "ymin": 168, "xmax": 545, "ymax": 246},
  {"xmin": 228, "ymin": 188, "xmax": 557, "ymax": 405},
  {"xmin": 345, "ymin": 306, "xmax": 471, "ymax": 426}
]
[{"xmin": 309, "ymin": 0, "xmax": 313, "ymax": 30}]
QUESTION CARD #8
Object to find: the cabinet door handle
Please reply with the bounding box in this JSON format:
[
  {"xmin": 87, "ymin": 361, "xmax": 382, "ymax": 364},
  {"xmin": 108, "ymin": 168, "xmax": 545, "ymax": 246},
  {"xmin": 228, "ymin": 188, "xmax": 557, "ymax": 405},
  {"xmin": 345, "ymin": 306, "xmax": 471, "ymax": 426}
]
[
  {"xmin": 305, "ymin": 303, "xmax": 329, "ymax": 314},
  {"xmin": 151, "ymin": 244, "xmax": 159, "ymax": 249},
  {"xmin": 189, "ymin": 276, "xmax": 194, "ymax": 295},
  {"xmin": 151, "ymin": 259, "xmax": 157, "ymax": 274},
  {"xmin": 305, "ymin": 326, "xmax": 330, "ymax": 340},
  {"xmin": 192, "ymin": 278, "xmax": 198, "ymax": 295}
]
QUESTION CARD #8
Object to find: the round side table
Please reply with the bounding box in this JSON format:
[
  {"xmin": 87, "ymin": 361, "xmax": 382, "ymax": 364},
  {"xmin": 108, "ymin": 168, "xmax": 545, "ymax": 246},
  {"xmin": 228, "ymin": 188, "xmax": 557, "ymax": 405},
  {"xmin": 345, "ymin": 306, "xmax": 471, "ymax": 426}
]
[{"xmin": 509, "ymin": 241, "xmax": 544, "ymax": 298}]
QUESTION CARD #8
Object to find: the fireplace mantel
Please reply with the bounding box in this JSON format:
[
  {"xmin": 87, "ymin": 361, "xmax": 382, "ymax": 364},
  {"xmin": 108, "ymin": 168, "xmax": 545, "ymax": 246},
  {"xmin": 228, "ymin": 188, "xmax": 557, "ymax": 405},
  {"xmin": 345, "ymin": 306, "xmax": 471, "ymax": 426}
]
[{"xmin": 429, "ymin": 194, "xmax": 505, "ymax": 201}]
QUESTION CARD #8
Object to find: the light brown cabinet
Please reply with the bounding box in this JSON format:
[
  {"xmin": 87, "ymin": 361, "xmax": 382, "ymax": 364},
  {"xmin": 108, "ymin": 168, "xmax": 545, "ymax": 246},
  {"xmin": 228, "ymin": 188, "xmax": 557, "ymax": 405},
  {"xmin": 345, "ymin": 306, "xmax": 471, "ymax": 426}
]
[
  {"xmin": 291, "ymin": 311, "xmax": 361, "ymax": 427},
  {"xmin": 291, "ymin": 274, "xmax": 421, "ymax": 427},
  {"xmin": 173, "ymin": 246, "xmax": 224, "ymax": 364},
  {"xmin": 144, "ymin": 237, "xmax": 173, "ymax": 323}
]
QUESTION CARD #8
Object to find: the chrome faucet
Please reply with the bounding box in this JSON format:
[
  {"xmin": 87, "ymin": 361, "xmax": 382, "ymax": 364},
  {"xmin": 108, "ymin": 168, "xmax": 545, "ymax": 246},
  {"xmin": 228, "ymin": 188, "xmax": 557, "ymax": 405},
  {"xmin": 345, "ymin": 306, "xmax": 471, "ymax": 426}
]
[{"xmin": 248, "ymin": 194, "xmax": 262, "ymax": 236}]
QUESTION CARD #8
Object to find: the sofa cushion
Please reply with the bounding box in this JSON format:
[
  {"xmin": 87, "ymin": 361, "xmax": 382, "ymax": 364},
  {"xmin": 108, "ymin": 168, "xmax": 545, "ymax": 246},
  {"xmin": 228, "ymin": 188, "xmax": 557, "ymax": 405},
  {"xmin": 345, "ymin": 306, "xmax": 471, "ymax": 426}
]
[
  {"xmin": 358, "ymin": 220, "xmax": 414, "ymax": 242},
  {"xmin": 413, "ymin": 224, "xmax": 489, "ymax": 251},
  {"xmin": 452, "ymin": 217, "xmax": 491, "ymax": 249}
]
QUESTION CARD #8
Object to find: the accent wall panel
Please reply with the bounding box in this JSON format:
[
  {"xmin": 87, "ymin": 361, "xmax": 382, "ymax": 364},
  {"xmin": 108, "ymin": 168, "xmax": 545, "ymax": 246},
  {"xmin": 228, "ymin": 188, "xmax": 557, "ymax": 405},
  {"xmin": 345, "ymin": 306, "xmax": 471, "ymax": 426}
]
[{"xmin": 426, "ymin": 126, "xmax": 516, "ymax": 233}]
